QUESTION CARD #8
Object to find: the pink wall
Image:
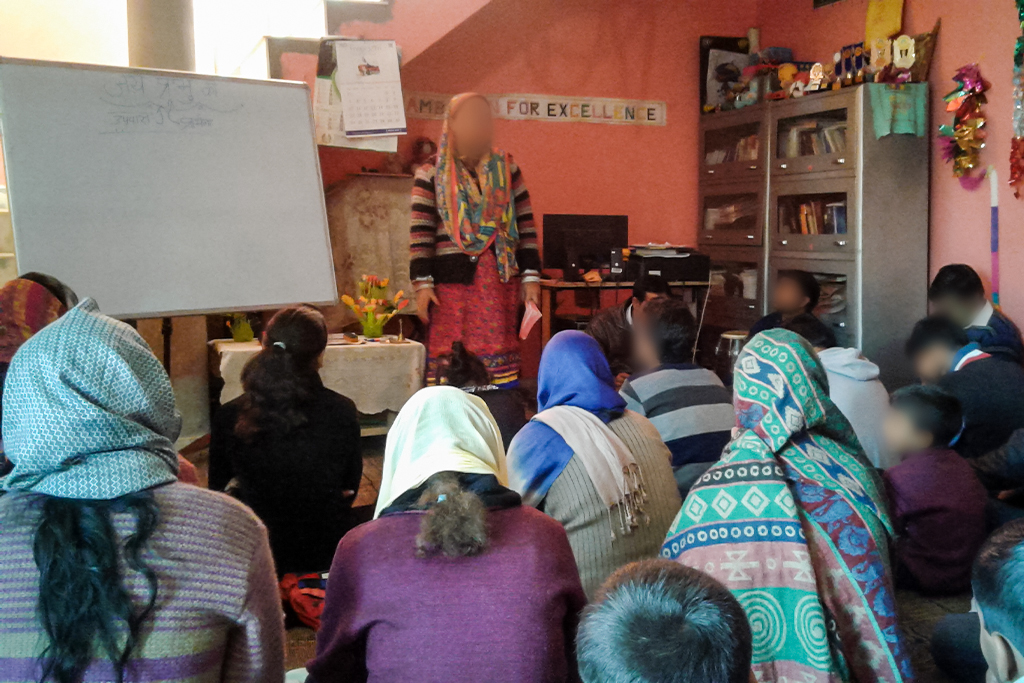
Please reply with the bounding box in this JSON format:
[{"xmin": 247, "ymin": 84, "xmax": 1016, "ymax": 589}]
[
  {"xmin": 397, "ymin": 0, "xmax": 759, "ymax": 247},
  {"xmin": 757, "ymin": 0, "xmax": 1024, "ymax": 323}
]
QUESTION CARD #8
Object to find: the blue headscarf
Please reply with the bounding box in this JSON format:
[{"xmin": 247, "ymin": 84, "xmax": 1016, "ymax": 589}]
[
  {"xmin": 1, "ymin": 298, "xmax": 181, "ymax": 499},
  {"xmin": 508, "ymin": 330, "xmax": 626, "ymax": 505}
]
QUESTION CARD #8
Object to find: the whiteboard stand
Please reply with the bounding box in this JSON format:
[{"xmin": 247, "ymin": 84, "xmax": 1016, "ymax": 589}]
[{"xmin": 162, "ymin": 317, "xmax": 173, "ymax": 374}]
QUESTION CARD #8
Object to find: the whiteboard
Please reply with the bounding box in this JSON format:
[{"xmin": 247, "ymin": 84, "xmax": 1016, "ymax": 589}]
[{"xmin": 0, "ymin": 58, "xmax": 337, "ymax": 318}]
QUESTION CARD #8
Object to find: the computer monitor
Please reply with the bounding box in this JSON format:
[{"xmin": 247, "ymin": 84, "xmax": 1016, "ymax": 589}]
[{"xmin": 542, "ymin": 214, "xmax": 628, "ymax": 276}]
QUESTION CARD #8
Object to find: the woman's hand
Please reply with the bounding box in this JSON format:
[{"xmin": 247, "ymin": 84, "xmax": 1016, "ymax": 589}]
[
  {"xmin": 416, "ymin": 287, "xmax": 439, "ymax": 324},
  {"xmin": 522, "ymin": 281, "xmax": 541, "ymax": 308}
]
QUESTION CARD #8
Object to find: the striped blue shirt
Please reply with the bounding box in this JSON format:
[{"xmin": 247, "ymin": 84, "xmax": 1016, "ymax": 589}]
[{"xmin": 620, "ymin": 364, "xmax": 733, "ymax": 468}]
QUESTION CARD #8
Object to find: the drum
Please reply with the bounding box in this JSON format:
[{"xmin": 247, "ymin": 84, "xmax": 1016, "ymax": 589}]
[{"xmin": 714, "ymin": 330, "xmax": 748, "ymax": 386}]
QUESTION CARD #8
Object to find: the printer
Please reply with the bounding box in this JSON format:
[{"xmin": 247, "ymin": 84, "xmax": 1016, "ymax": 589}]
[{"xmin": 627, "ymin": 245, "xmax": 711, "ymax": 283}]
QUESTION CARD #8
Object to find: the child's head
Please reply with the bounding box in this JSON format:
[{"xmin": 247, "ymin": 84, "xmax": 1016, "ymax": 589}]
[
  {"xmin": 632, "ymin": 274, "xmax": 672, "ymax": 310},
  {"xmin": 929, "ymin": 264, "xmax": 988, "ymax": 328},
  {"xmin": 972, "ymin": 519, "xmax": 1024, "ymax": 683},
  {"xmin": 904, "ymin": 315, "xmax": 970, "ymax": 384},
  {"xmin": 882, "ymin": 385, "xmax": 963, "ymax": 457},
  {"xmin": 632, "ymin": 298, "xmax": 697, "ymax": 371},
  {"xmin": 443, "ymin": 341, "xmax": 490, "ymax": 387},
  {"xmin": 577, "ymin": 559, "xmax": 752, "ymax": 683},
  {"xmin": 770, "ymin": 270, "xmax": 820, "ymax": 318}
]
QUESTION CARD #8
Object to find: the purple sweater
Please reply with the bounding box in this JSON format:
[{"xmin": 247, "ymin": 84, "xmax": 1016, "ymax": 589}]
[
  {"xmin": 307, "ymin": 506, "xmax": 587, "ymax": 683},
  {"xmin": 0, "ymin": 483, "xmax": 285, "ymax": 683},
  {"xmin": 883, "ymin": 449, "xmax": 989, "ymax": 594}
]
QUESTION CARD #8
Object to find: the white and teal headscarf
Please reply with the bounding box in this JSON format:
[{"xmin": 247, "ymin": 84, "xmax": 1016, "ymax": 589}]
[{"xmin": 1, "ymin": 298, "xmax": 181, "ymax": 499}]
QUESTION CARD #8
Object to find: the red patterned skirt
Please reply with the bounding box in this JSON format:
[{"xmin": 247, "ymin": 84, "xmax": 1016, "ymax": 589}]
[{"xmin": 426, "ymin": 250, "xmax": 521, "ymax": 386}]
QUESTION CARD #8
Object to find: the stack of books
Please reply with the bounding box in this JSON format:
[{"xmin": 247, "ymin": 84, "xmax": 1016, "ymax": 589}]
[
  {"xmin": 778, "ymin": 198, "xmax": 847, "ymax": 235},
  {"xmin": 779, "ymin": 119, "xmax": 847, "ymax": 158},
  {"xmin": 705, "ymin": 133, "xmax": 761, "ymax": 165}
]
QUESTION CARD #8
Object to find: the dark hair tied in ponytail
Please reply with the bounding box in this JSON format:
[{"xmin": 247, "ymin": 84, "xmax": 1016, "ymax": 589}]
[
  {"xmin": 33, "ymin": 491, "xmax": 160, "ymax": 683},
  {"xmin": 235, "ymin": 305, "xmax": 327, "ymax": 441},
  {"xmin": 415, "ymin": 473, "xmax": 489, "ymax": 558}
]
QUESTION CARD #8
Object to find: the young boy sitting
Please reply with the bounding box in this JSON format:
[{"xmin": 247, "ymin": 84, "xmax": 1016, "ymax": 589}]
[
  {"xmin": 577, "ymin": 559, "xmax": 753, "ymax": 683},
  {"xmin": 929, "ymin": 263, "xmax": 1024, "ymax": 363},
  {"xmin": 747, "ymin": 269, "xmax": 820, "ymax": 338},
  {"xmin": 620, "ymin": 298, "xmax": 734, "ymax": 496},
  {"xmin": 881, "ymin": 385, "xmax": 988, "ymax": 594},
  {"xmin": 972, "ymin": 519, "xmax": 1024, "ymax": 683},
  {"xmin": 905, "ymin": 316, "xmax": 1024, "ymax": 459}
]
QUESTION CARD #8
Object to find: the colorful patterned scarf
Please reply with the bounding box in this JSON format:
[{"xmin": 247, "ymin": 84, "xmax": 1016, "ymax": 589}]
[
  {"xmin": 662, "ymin": 330, "xmax": 912, "ymax": 683},
  {"xmin": 1, "ymin": 298, "xmax": 181, "ymax": 499},
  {"xmin": 435, "ymin": 93, "xmax": 520, "ymax": 283},
  {"xmin": 0, "ymin": 278, "xmax": 66, "ymax": 365}
]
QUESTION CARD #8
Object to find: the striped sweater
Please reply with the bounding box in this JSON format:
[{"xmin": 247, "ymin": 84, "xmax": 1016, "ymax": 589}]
[
  {"xmin": 620, "ymin": 364, "xmax": 734, "ymax": 468},
  {"xmin": 541, "ymin": 410, "xmax": 682, "ymax": 598},
  {"xmin": 410, "ymin": 159, "xmax": 541, "ymax": 284},
  {"xmin": 0, "ymin": 483, "xmax": 285, "ymax": 683}
]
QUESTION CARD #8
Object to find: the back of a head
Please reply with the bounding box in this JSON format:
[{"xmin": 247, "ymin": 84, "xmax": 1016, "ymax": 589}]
[
  {"xmin": 929, "ymin": 264, "xmax": 985, "ymax": 302},
  {"xmin": 904, "ymin": 315, "xmax": 970, "ymax": 358},
  {"xmin": 890, "ymin": 384, "xmax": 963, "ymax": 448},
  {"xmin": 972, "ymin": 519, "xmax": 1024, "ymax": 656},
  {"xmin": 779, "ymin": 270, "xmax": 821, "ymax": 313},
  {"xmin": 414, "ymin": 472, "xmax": 489, "ymax": 558},
  {"xmin": 578, "ymin": 559, "xmax": 752, "ymax": 683},
  {"xmin": 633, "ymin": 274, "xmax": 672, "ymax": 302},
  {"xmin": 19, "ymin": 271, "xmax": 80, "ymax": 310},
  {"xmin": 783, "ymin": 313, "xmax": 837, "ymax": 350},
  {"xmin": 236, "ymin": 305, "xmax": 327, "ymax": 440},
  {"xmin": 444, "ymin": 341, "xmax": 491, "ymax": 387},
  {"xmin": 643, "ymin": 298, "xmax": 697, "ymax": 364}
]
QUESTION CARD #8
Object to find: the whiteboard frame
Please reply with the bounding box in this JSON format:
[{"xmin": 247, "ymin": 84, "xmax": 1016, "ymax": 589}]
[{"xmin": 0, "ymin": 56, "xmax": 338, "ymax": 319}]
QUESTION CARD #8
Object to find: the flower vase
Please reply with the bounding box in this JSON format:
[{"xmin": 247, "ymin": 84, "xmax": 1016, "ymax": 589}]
[
  {"xmin": 229, "ymin": 314, "xmax": 254, "ymax": 343},
  {"xmin": 361, "ymin": 319, "xmax": 386, "ymax": 339}
]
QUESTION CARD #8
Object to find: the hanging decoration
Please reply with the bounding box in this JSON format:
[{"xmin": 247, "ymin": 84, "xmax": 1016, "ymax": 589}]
[
  {"xmin": 1010, "ymin": 0, "xmax": 1024, "ymax": 197},
  {"xmin": 938, "ymin": 64, "xmax": 990, "ymax": 188}
]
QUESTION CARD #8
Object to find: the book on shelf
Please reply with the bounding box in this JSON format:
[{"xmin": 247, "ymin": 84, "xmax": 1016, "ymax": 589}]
[{"xmin": 779, "ymin": 119, "xmax": 847, "ymax": 159}]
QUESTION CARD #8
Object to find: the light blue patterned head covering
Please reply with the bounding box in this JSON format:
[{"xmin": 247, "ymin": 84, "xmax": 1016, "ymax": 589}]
[{"xmin": 1, "ymin": 298, "xmax": 181, "ymax": 499}]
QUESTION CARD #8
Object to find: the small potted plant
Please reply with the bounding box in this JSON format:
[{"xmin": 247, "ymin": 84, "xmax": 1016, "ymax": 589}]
[{"xmin": 341, "ymin": 275, "xmax": 409, "ymax": 339}]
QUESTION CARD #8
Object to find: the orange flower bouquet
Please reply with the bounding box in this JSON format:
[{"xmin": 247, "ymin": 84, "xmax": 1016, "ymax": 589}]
[{"xmin": 341, "ymin": 275, "xmax": 409, "ymax": 338}]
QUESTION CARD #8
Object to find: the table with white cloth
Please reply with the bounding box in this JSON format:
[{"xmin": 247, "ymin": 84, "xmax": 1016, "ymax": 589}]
[{"xmin": 210, "ymin": 338, "xmax": 425, "ymax": 435}]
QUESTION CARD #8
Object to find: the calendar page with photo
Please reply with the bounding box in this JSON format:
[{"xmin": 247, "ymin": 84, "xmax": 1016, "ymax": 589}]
[{"xmin": 333, "ymin": 40, "xmax": 407, "ymax": 137}]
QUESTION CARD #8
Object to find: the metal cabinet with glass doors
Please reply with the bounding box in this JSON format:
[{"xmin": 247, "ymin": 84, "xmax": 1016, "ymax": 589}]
[{"xmin": 699, "ymin": 83, "xmax": 930, "ymax": 388}]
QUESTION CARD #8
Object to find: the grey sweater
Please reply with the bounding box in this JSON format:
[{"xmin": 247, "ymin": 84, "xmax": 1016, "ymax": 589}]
[{"xmin": 540, "ymin": 410, "xmax": 682, "ymax": 598}]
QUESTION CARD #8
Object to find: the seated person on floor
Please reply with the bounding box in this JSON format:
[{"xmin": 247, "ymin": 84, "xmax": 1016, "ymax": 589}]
[
  {"xmin": 0, "ymin": 298, "xmax": 284, "ymax": 682},
  {"xmin": 507, "ymin": 331, "xmax": 681, "ymax": 599},
  {"xmin": 747, "ymin": 269, "xmax": 820, "ymax": 338},
  {"xmin": 209, "ymin": 305, "xmax": 363, "ymax": 576},
  {"xmin": 307, "ymin": 387, "xmax": 586, "ymax": 683},
  {"xmin": 785, "ymin": 313, "xmax": 892, "ymax": 468},
  {"xmin": 971, "ymin": 430, "xmax": 1024, "ymax": 525},
  {"xmin": 905, "ymin": 316, "xmax": 1024, "ymax": 460},
  {"xmin": 620, "ymin": 297, "xmax": 733, "ymax": 496},
  {"xmin": 586, "ymin": 273, "xmax": 671, "ymax": 383},
  {"xmin": 442, "ymin": 340, "xmax": 527, "ymax": 451},
  {"xmin": 881, "ymin": 385, "xmax": 988, "ymax": 594},
  {"xmin": 577, "ymin": 559, "xmax": 753, "ymax": 683},
  {"xmin": 929, "ymin": 263, "xmax": 1024, "ymax": 363},
  {"xmin": 973, "ymin": 519, "xmax": 1024, "ymax": 683}
]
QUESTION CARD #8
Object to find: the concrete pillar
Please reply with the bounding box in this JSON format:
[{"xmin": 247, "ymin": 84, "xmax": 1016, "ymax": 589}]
[
  {"xmin": 127, "ymin": 0, "xmax": 195, "ymax": 71},
  {"xmin": 126, "ymin": 0, "xmax": 210, "ymax": 445}
]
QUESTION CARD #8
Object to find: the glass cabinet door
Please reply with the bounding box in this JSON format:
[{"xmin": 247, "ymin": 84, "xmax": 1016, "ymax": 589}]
[
  {"xmin": 706, "ymin": 247, "xmax": 764, "ymax": 330},
  {"xmin": 771, "ymin": 177, "xmax": 857, "ymax": 255},
  {"xmin": 770, "ymin": 258, "xmax": 859, "ymax": 349},
  {"xmin": 701, "ymin": 111, "xmax": 764, "ymax": 183},
  {"xmin": 772, "ymin": 89, "xmax": 858, "ymax": 176},
  {"xmin": 700, "ymin": 183, "xmax": 764, "ymax": 247}
]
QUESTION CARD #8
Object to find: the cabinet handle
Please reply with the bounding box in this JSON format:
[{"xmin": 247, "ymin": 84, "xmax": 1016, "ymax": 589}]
[
  {"xmin": 780, "ymin": 239, "xmax": 789, "ymax": 246},
  {"xmin": 747, "ymin": 304, "xmax": 756, "ymax": 310},
  {"xmin": 707, "ymin": 169, "xmax": 715, "ymax": 174},
  {"xmin": 746, "ymin": 234, "xmax": 755, "ymax": 240},
  {"xmin": 748, "ymin": 164, "xmax": 758, "ymax": 170},
  {"xmin": 834, "ymin": 157, "xmax": 846, "ymax": 165},
  {"xmin": 780, "ymin": 163, "xmax": 789, "ymax": 169},
  {"xmin": 838, "ymin": 322, "xmax": 847, "ymax": 328},
  {"xmin": 834, "ymin": 240, "xmax": 848, "ymax": 247}
]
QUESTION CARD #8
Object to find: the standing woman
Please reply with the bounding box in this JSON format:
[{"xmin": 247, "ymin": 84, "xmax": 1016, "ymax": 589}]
[
  {"xmin": 411, "ymin": 93, "xmax": 541, "ymax": 385},
  {"xmin": 209, "ymin": 305, "xmax": 362, "ymax": 576}
]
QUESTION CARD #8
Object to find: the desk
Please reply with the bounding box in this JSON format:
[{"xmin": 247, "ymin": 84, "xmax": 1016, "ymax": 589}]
[
  {"xmin": 540, "ymin": 280, "xmax": 711, "ymax": 345},
  {"xmin": 211, "ymin": 339, "xmax": 425, "ymax": 435}
]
